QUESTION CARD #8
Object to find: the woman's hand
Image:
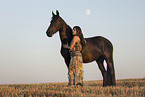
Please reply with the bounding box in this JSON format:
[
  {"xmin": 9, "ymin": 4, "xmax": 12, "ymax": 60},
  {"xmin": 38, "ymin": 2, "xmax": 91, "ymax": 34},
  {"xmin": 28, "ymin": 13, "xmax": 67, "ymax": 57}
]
[{"xmin": 63, "ymin": 43, "xmax": 69, "ymax": 49}]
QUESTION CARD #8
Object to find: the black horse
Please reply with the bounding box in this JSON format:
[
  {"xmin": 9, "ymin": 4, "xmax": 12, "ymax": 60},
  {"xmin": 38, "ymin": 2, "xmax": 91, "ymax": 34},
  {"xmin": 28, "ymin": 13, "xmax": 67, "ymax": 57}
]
[{"xmin": 46, "ymin": 10, "xmax": 116, "ymax": 86}]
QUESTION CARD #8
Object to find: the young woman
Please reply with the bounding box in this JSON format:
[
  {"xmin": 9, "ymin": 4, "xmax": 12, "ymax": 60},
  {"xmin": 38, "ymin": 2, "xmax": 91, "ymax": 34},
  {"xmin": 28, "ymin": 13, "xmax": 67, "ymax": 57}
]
[{"xmin": 63, "ymin": 26, "xmax": 86, "ymax": 86}]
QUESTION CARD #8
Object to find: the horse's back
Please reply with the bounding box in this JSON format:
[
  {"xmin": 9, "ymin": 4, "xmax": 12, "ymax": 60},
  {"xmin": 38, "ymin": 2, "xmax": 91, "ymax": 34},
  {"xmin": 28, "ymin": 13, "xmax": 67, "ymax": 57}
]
[
  {"xmin": 85, "ymin": 36, "xmax": 113, "ymax": 50},
  {"xmin": 82, "ymin": 36, "xmax": 113, "ymax": 63}
]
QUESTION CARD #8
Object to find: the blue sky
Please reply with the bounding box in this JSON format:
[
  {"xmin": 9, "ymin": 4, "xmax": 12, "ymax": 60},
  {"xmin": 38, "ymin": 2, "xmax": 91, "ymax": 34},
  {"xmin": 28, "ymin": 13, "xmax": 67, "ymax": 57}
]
[{"xmin": 0, "ymin": 0, "xmax": 145, "ymax": 84}]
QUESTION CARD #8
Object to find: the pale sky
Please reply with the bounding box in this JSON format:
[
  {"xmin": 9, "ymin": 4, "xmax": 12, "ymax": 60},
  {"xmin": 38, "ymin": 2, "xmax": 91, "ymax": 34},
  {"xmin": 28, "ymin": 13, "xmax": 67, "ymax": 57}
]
[{"xmin": 0, "ymin": 0, "xmax": 145, "ymax": 84}]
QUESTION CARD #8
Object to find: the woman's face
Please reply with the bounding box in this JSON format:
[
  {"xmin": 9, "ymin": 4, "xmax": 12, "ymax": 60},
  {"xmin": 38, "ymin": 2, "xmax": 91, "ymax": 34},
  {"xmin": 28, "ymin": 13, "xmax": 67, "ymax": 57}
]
[{"xmin": 72, "ymin": 28, "xmax": 77, "ymax": 35}]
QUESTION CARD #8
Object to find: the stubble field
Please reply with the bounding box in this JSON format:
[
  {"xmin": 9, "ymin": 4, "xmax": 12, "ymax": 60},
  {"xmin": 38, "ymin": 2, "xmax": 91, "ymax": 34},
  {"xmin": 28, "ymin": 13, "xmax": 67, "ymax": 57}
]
[{"xmin": 0, "ymin": 78, "xmax": 145, "ymax": 97}]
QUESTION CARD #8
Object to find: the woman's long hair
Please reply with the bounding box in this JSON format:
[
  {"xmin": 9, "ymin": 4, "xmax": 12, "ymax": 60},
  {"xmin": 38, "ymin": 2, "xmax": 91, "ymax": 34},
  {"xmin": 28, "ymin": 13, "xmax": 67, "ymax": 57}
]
[{"xmin": 73, "ymin": 26, "xmax": 86, "ymax": 47}]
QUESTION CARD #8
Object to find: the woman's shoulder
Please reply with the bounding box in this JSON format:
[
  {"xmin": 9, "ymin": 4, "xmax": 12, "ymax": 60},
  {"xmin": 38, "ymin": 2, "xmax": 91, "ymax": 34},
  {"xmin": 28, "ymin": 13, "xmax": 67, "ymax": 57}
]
[
  {"xmin": 73, "ymin": 36, "xmax": 80, "ymax": 40},
  {"xmin": 73, "ymin": 36, "xmax": 80, "ymax": 41}
]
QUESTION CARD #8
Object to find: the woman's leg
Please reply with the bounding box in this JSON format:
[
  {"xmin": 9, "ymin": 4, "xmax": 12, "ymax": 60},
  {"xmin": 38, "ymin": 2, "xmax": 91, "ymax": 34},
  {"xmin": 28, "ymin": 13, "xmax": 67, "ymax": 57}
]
[
  {"xmin": 76, "ymin": 55, "xmax": 84, "ymax": 86},
  {"xmin": 79, "ymin": 63, "xmax": 84, "ymax": 85}
]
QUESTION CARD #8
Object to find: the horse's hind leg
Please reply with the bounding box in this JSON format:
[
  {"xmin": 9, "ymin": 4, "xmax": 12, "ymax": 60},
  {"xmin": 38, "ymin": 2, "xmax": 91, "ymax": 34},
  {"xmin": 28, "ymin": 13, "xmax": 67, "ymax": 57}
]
[
  {"xmin": 105, "ymin": 56, "xmax": 116, "ymax": 86},
  {"xmin": 96, "ymin": 56, "xmax": 107, "ymax": 87}
]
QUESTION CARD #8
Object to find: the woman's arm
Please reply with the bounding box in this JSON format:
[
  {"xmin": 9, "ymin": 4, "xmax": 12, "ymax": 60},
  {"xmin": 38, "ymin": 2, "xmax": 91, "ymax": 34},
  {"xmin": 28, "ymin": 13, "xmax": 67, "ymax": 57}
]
[
  {"xmin": 69, "ymin": 36, "xmax": 79, "ymax": 50},
  {"xmin": 63, "ymin": 36, "xmax": 79, "ymax": 50}
]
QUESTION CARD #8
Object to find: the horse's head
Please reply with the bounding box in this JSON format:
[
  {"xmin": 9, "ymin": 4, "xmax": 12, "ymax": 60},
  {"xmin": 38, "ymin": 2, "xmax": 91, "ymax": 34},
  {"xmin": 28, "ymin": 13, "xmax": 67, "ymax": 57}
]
[{"xmin": 46, "ymin": 10, "xmax": 62, "ymax": 37}]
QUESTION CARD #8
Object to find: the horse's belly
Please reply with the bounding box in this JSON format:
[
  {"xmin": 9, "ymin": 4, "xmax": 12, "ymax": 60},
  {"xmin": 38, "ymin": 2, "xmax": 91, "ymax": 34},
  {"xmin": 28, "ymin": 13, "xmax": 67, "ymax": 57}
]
[
  {"xmin": 83, "ymin": 57, "xmax": 95, "ymax": 63},
  {"xmin": 82, "ymin": 47, "xmax": 102, "ymax": 63}
]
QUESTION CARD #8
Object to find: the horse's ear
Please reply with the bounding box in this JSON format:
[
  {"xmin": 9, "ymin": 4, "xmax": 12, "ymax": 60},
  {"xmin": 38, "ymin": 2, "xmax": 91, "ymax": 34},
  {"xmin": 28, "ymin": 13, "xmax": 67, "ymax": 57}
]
[
  {"xmin": 56, "ymin": 10, "xmax": 59, "ymax": 16},
  {"xmin": 52, "ymin": 11, "xmax": 55, "ymax": 17}
]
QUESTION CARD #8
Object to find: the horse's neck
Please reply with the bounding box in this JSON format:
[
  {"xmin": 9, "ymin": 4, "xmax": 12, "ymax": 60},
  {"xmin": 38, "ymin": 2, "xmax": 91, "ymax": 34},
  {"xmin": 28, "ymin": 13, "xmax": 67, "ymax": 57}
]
[{"xmin": 59, "ymin": 25, "xmax": 72, "ymax": 45}]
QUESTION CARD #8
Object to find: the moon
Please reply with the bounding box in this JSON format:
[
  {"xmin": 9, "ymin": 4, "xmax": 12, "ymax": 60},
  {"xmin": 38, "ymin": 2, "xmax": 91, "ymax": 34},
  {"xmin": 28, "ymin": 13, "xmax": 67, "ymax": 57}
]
[{"xmin": 86, "ymin": 9, "xmax": 91, "ymax": 15}]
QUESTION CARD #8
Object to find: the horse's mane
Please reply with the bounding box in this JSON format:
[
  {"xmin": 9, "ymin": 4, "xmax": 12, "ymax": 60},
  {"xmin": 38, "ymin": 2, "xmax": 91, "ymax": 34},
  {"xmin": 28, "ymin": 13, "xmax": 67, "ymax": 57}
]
[{"xmin": 65, "ymin": 24, "xmax": 73, "ymax": 45}]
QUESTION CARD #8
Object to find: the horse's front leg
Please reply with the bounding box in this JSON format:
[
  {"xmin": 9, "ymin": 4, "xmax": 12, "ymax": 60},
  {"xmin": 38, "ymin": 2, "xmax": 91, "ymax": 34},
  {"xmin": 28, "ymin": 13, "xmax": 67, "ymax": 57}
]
[
  {"xmin": 64, "ymin": 57, "xmax": 72, "ymax": 85},
  {"xmin": 64, "ymin": 57, "xmax": 70, "ymax": 69},
  {"xmin": 61, "ymin": 48, "xmax": 70, "ymax": 69}
]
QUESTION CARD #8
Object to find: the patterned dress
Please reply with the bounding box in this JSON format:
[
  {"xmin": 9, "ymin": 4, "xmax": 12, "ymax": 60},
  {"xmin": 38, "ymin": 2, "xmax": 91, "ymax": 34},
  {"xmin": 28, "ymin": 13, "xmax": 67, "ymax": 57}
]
[{"xmin": 68, "ymin": 39, "xmax": 84, "ymax": 86}]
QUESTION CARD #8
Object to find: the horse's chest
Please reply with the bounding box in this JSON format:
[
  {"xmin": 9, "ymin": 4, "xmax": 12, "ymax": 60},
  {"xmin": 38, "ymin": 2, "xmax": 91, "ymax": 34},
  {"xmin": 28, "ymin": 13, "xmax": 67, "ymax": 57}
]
[{"xmin": 60, "ymin": 48, "xmax": 70, "ymax": 58}]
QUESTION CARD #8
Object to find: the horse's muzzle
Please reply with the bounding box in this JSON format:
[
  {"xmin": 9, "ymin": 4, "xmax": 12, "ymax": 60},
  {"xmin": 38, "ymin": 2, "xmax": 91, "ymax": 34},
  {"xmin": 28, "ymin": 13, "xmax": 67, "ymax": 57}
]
[{"xmin": 46, "ymin": 31, "xmax": 53, "ymax": 37}]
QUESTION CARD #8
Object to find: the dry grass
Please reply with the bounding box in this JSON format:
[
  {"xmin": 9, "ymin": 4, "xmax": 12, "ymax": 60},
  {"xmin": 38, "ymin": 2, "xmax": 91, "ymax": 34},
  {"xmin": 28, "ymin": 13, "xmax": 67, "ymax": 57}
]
[{"xmin": 0, "ymin": 78, "xmax": 145, "ymax": 97}]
